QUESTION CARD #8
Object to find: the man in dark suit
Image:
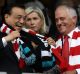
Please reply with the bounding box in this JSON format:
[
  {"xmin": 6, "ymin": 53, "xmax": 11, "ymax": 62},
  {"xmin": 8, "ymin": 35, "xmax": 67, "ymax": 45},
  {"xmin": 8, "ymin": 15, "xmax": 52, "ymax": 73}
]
[{"xmin": 0, "ymin": 3, "xmax": 34, "ymax": 74}]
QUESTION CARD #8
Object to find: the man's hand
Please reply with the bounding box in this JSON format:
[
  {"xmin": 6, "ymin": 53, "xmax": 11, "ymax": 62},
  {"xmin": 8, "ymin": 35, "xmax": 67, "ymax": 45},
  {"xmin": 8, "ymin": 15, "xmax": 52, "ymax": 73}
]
[
  {"xmin": 47, "ymin": 37, "xmax": 56, "ymax": 46},
  {"xmin": 4, "ymin": 31, "xmax": 21, "ymax": 42}
]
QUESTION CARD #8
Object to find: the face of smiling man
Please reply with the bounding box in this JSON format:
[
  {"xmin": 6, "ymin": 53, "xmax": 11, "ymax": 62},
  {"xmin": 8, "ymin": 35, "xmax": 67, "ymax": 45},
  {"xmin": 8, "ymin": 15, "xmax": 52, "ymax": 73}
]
[{"xmin": 55, "ymin": 6, "xmax": 77, "ymax": 35}]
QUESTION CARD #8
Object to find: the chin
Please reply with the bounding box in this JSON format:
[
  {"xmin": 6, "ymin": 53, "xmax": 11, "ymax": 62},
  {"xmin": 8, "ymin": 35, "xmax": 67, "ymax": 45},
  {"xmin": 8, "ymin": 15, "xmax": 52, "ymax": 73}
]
[
  {"xmin": 15, "ymin": 28, "xmax": 21, "ymax": 31},
  {"xmin": 59, "ymin": 30, "xmax": 65, "ymax": 34}
]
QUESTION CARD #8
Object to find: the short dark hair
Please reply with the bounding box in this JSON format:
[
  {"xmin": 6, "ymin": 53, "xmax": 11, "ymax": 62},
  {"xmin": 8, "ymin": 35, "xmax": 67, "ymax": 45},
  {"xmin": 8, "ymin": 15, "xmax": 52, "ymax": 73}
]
[{"xmin": 1, "ymin": 3, "xmax": 25, "ymax": 21}]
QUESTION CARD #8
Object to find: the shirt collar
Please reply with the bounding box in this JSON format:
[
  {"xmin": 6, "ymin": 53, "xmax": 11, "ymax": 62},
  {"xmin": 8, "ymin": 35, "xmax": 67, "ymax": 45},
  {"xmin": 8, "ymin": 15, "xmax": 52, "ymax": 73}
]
[{"xmin": 68, "ymin": 26, "xmax": 79, "ymax": 38}]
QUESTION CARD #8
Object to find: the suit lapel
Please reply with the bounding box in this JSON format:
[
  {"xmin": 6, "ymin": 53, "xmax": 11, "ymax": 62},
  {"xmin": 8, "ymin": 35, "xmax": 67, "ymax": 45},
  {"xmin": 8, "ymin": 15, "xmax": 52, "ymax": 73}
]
[{"xmin": 5, "ymin": 42, "xmax": 19, "ymax": 65}]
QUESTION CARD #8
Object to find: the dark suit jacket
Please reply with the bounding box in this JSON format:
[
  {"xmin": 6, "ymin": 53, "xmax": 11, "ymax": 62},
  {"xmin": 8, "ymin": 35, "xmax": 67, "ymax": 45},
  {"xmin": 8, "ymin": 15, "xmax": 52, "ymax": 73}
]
[{"xmin": 0, "ymin": 32, "xmax": 29, "ymax": 74}]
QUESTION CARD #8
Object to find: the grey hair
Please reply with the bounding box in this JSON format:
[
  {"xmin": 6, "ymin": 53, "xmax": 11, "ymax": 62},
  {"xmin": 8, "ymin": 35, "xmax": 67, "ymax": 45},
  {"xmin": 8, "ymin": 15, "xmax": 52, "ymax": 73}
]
[
  {"xmin": 56, "ymin": 5, "xmax": 77, "ymax": 18},
  {"xmin": 66, "ymin": 6, "xmax": 77, "ymax": 18},
  {"xmin": 25, "ymin": 6, "xmax": 47, "ymax": 34}
]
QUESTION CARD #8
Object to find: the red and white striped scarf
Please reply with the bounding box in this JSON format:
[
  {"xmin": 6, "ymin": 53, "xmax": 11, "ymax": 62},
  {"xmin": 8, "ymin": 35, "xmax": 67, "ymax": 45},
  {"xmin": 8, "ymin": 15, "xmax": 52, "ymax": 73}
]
[{"xmin": 0, "ymin": 23, "xmax": 26, "ymax": 69}]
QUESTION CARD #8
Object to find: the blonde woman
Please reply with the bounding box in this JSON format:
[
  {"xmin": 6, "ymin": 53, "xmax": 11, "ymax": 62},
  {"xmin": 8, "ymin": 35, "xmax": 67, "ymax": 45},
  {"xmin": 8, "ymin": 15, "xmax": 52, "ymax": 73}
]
[
  {"xmin": 25, "ymin": 6, "xmax": 55, "ymax": 45},
  {"xmin": 22, "ymin": 6, "xmax": 60, "ymax": 73}
]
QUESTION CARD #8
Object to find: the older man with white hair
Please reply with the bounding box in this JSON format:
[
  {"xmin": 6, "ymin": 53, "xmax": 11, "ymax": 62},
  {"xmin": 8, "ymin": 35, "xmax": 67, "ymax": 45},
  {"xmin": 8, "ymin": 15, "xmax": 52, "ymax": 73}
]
[{"xmin": 52, "ymin": 5, "xmax": 80, "ymax": 74}]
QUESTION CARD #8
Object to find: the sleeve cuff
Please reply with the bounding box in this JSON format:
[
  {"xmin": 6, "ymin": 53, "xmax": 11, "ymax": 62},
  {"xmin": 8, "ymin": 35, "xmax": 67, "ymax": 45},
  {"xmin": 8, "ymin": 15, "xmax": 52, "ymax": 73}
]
[
  {"xmin": 2, "ymin": 37, "xmax": 7, "ymax": 47},
  {"xmin": 76, "ymin": 69, "xmax": 80, "ymax": 74}
]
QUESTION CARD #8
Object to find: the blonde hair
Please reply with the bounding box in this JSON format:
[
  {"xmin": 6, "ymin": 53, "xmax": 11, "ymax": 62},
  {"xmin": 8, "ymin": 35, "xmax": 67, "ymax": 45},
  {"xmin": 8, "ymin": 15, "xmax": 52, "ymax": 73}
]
[{"xmin": 25, "ymin": 6, "xmax": 47, "ymax": 34}]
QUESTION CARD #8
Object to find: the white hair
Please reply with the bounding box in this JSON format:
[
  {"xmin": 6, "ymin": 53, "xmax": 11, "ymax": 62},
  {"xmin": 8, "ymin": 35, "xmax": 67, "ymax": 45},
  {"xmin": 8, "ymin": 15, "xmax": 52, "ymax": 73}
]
[
  {"xmin": 66, "ymin": 6, "xmax": 77, "ymax": 18},
  {"xmin": 56, "ymin": 5, "xmax": 77, "ymax": 18}
]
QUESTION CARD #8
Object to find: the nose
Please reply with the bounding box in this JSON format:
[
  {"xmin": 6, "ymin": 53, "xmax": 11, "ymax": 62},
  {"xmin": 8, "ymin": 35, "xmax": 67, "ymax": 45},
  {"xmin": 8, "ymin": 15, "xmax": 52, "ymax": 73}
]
[
  {"xmin": 30, "ymin": 20, "xmax": 35, "ymax": 25},
  {"xmin": 56, "ymin": 19, "xmax": 62, "ymax": 25}
]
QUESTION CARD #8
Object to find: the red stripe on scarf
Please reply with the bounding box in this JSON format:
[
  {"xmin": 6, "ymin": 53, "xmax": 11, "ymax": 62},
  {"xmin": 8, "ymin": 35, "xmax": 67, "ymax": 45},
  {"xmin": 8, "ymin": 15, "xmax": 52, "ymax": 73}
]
[
  {"xmin": 19, "ymin": 58, "xmax": 26, "ymax": 69},
  {"xmin": 13, "ymin": 40, "xmax": 19, "ymax": 52},
  {"xmin": 2, "ymin": 25, "xmax": 7, "ymax": 33},
  {"xmin": 10, "ymin": 30, "xmax": 13, "ymax": 33}
]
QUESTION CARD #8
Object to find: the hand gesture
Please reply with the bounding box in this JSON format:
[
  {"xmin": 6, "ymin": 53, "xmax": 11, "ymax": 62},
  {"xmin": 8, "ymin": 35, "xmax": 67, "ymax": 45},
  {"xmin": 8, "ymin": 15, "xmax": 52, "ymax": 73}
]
[
  {"xmin": 4, "ymin": 31, "xmax": 21, "ymax": 42},
  {"xmin": 47, "ymin": 37, "xmax": 56, "ymax": 46}
]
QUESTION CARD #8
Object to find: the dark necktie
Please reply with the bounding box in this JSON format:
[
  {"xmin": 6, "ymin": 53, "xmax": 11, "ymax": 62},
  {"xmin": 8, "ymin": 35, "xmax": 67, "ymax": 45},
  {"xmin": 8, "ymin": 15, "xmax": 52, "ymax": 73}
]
[{"xmin": 62, "ymin": 36, "xmax": 69, "ymax": 67}]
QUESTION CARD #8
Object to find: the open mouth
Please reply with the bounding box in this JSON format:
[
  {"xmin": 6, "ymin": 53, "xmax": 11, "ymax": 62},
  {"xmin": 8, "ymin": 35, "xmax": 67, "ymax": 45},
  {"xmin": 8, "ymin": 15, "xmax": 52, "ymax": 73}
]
[{"xmin": 15, "ymin": 22, "xmax": 22, "ymax": 27}]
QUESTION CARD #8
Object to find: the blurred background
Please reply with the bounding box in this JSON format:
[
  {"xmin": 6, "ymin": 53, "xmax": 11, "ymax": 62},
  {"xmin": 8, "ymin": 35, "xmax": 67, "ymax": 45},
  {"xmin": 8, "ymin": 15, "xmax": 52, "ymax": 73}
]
[{"xmin": 0, "ymin": 0, "xmax": 80, "ymax": 39}]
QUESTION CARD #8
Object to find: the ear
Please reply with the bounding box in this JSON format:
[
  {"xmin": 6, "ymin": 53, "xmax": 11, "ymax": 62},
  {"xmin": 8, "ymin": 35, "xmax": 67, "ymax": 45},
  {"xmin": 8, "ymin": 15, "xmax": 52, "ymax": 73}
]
[
  {"xmin": 4, "ymin": 14, "xmax": 9, "ymax": 18},
  {"xmin": 73, "ymin": 16, "xmax": 77, "ymax": 22},
  {"xmin": 72, "ymin": 16, "xmax": 77, "ymax": 24}
]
